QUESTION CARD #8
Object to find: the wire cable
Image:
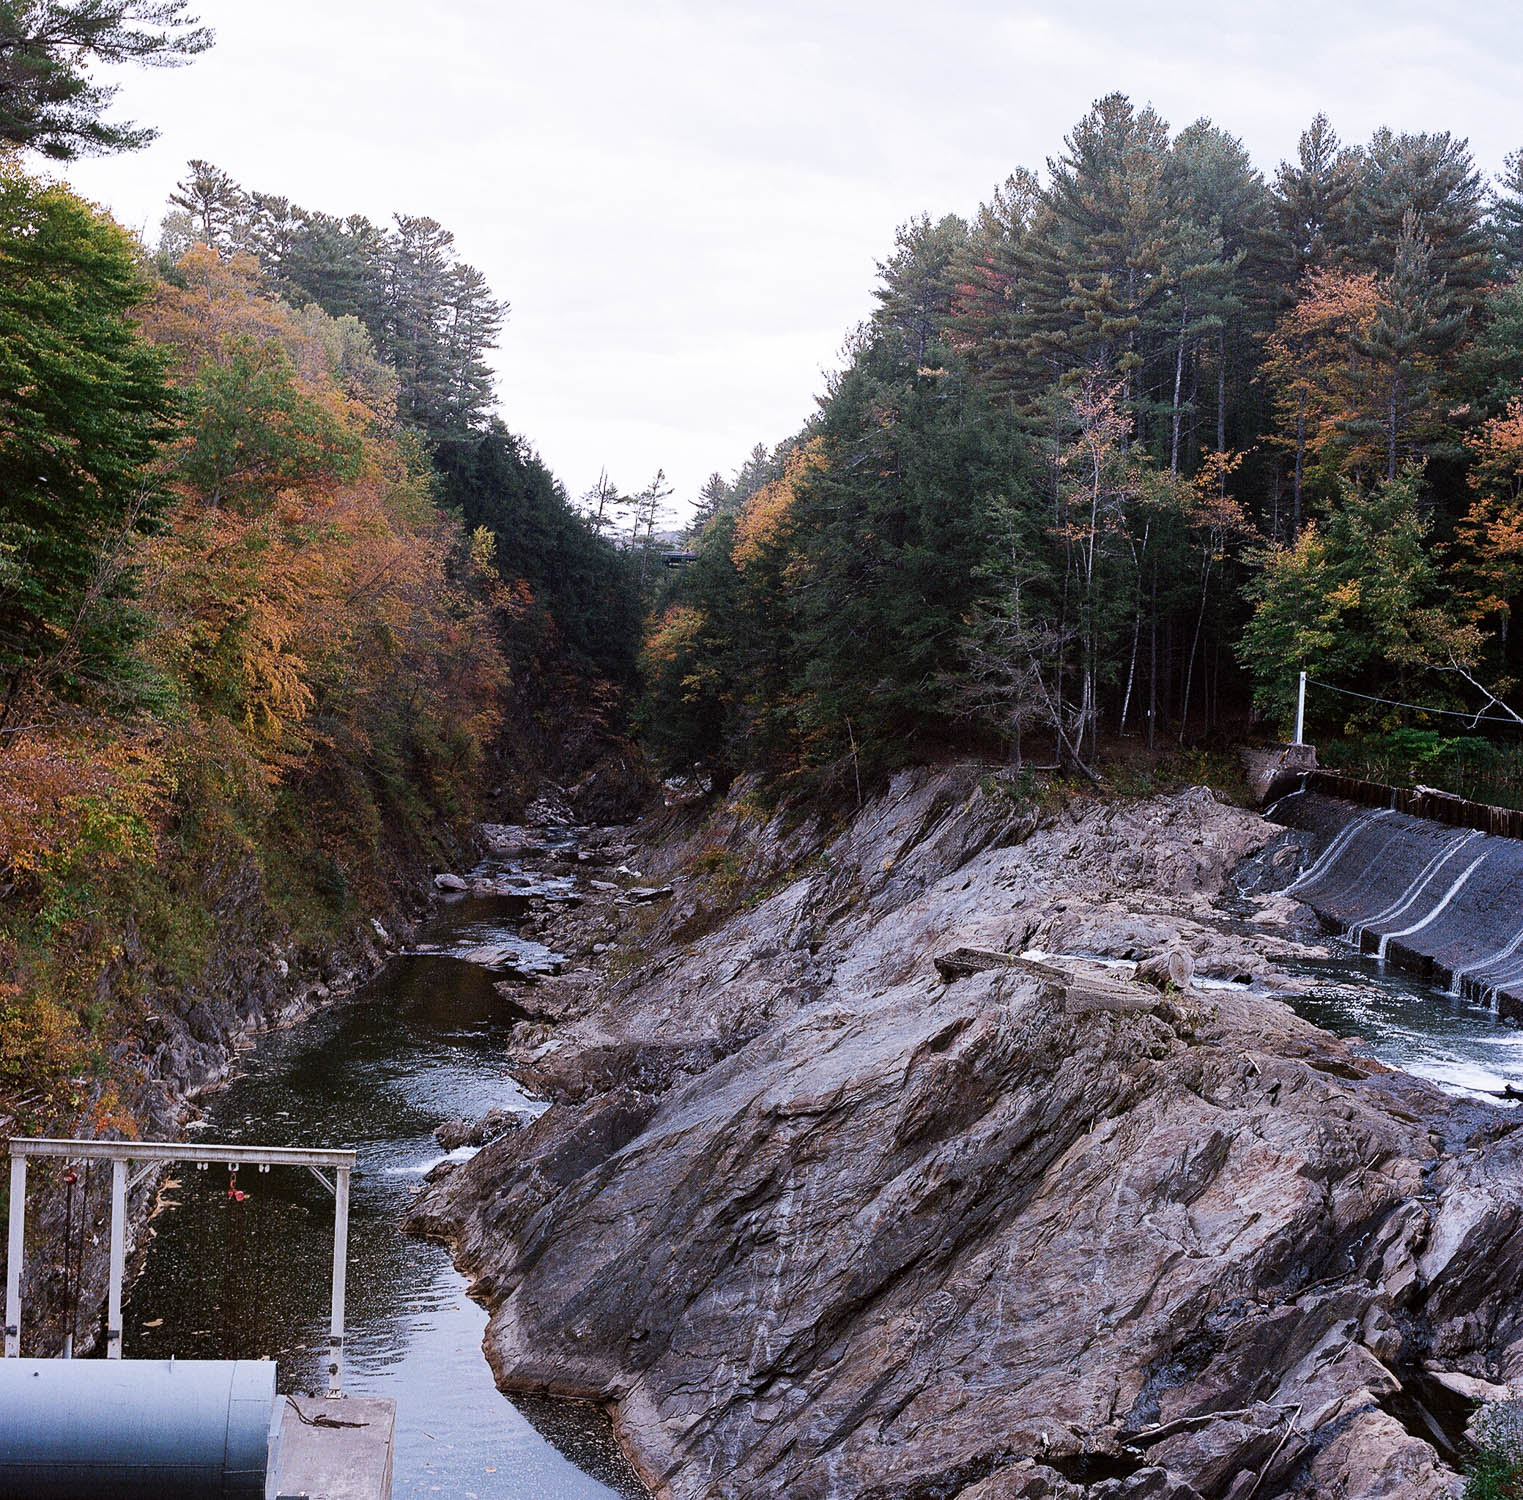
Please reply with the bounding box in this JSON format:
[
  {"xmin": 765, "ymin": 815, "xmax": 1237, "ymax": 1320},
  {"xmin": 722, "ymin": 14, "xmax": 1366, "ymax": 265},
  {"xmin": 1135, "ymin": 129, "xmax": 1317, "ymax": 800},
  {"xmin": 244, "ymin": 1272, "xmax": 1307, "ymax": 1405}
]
[{"xmin": 1305, "ymin": 678, "xmax": 1523, "ymax": 729}]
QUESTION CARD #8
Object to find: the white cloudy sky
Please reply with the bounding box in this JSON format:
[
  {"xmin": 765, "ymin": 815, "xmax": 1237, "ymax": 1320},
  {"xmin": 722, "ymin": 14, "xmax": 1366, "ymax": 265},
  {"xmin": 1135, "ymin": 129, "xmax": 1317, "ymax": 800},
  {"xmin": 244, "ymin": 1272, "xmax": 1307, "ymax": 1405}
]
[{"xmin": 64, "ymin": 0, "xmax": 1522, "ymax": 516}]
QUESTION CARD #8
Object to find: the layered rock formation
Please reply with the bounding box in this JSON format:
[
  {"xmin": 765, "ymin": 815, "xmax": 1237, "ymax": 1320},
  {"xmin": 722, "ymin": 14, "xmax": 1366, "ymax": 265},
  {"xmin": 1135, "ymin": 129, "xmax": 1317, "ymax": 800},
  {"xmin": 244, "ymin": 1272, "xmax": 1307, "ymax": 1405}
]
[{"xmin": 410, "ymin": 770, "xmax": 1523, "ymax": 1500}]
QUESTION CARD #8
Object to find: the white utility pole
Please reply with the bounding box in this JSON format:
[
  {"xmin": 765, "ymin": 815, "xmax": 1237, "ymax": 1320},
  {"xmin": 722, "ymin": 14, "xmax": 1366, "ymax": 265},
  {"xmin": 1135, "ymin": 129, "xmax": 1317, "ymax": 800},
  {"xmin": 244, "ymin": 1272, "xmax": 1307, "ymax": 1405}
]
[{"xmin": 1293, "ymin": 671, "xmax": 1307, "ymax": 746}]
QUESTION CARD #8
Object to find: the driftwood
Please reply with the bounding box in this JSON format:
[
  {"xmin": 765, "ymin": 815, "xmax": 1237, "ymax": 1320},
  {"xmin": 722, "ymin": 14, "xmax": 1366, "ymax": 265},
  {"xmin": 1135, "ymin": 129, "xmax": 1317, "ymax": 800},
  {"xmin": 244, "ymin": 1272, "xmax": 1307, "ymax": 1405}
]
[
  {"xmin": 933, "ymin": 948, "xmax": 1170, "ymax": 1015},
  {"xmin": 1135, "ymin": 946, "xmax": 1195, "ymax": 992},
  {"xmin": 933, "ymin": 946, "xmax": 1026, "ymax": 981}
]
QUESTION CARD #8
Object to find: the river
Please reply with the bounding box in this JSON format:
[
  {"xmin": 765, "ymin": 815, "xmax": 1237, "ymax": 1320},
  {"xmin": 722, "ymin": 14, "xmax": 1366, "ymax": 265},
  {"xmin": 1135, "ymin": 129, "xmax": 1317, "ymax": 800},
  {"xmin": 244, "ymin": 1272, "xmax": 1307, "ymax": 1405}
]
[{"xmin": 122, "ymin": 861, "xmax": 648, "ymax": 1500}]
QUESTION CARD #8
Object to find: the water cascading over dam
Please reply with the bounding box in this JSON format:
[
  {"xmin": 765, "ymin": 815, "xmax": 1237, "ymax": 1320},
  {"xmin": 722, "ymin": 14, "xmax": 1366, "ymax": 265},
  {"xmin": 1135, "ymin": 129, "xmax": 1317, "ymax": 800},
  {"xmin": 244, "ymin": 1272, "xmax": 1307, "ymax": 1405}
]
[{"xmin": 1273, "ymin": 789, "xmax": 1523, "ymax": 1020}]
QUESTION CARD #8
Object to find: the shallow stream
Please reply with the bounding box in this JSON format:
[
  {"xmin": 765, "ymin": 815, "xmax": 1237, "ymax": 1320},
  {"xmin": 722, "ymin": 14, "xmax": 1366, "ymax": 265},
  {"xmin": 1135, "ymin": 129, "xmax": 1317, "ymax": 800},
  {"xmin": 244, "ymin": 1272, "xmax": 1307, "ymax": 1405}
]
[{"xmin": 122, "ymin": 862, "xmax": 648, "ymax": 1499}]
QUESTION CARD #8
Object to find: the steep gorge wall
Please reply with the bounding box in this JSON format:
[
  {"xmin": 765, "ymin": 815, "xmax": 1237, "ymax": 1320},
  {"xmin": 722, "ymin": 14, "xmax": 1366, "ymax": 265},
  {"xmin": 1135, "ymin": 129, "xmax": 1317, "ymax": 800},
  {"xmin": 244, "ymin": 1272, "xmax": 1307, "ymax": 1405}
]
[
  {"xmin": 0, "ymin": 813, "xmax": 470, "ymax": 1359},
  {"xmin": 413, "ymin": 769, "xmax": 1523, "ymax": 1500}
]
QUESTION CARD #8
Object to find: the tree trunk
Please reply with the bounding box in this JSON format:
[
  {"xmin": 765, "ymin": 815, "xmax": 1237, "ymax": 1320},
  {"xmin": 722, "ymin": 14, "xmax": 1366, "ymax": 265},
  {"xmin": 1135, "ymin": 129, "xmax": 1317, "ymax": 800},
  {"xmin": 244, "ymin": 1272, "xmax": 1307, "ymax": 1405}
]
[
  {"xmin": 1147, "ymin": 557, "xmax": 1158, "ymax": 752},
  {"xmin": 1171, "ymin": 305, "xmax": 1187, "ymax": 474},
  {"xmin": 1178, "ymin": 558, "xmax": 1212, "ymax": 746},
  {"xmin": 1293, "ymin": 390, "xmax": 1307, "ymax": 539},
  {"xmin": 1217, "ymin": 327, "xmax": 1227, "ymax": 454}
]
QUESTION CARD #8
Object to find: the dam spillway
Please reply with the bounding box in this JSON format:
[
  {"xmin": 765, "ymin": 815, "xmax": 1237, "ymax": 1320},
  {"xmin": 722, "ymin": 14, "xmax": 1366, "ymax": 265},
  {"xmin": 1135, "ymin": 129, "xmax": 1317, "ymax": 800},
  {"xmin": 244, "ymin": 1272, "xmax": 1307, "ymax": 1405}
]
[{"xmin": 1272, "ymin": 790, "xmax": 1523, "ymax": 1021}]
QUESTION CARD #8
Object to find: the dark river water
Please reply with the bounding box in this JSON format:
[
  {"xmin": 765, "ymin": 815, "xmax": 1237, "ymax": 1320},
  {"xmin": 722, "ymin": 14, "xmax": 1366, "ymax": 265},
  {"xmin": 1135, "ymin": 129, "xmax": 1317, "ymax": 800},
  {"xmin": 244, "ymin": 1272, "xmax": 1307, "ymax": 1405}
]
[
  {"xmin": 123, "ymin": 885, "xmax": 648, "ymax": 1500},
  {"xmin": 1278, "ymin": 952, "xmax": 1523, "ymax": 1104}
]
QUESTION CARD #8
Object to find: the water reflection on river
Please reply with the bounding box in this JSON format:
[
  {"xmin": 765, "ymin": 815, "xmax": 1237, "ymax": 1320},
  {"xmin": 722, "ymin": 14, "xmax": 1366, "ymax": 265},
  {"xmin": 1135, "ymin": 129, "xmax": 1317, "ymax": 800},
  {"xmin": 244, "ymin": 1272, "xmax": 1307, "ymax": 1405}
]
[{"xmin": 124, "ymin": 891, "xmax": 647, "ymax": 1500}]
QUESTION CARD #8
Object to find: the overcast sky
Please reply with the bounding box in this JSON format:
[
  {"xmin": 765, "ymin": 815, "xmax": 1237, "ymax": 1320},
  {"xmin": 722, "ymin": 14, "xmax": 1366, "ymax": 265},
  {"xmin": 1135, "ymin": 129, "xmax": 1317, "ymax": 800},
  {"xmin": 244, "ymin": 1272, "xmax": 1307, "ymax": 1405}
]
[{"xmin": 63, "ymin": 0, "xmax": 1523, "ymax": 518}]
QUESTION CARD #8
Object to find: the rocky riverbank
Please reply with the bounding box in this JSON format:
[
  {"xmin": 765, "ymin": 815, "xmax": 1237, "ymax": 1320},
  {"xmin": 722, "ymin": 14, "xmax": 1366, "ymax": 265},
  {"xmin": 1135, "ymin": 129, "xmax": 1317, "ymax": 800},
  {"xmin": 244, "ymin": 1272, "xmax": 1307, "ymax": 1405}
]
[{"xmin": 409, "ymin": 767, "xmax": 1523, "ymax": 1500}]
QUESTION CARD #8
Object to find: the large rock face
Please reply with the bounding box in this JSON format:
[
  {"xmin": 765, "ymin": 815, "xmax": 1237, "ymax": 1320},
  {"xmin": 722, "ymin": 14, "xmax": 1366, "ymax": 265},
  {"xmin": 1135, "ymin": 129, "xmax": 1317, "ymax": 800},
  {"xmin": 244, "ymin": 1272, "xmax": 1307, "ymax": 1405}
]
[{"xmin": 410, "ymin": 770, "xmax": 1523, "ymax": 1500}]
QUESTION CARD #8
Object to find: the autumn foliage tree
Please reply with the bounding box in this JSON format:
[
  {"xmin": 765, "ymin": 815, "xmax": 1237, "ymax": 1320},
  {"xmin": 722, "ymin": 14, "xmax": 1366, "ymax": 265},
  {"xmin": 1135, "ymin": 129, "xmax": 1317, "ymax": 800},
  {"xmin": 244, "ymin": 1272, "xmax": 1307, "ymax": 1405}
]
[{"xmin": 0, "ymin": 175, "xmax": 513, "ymax": 1123}]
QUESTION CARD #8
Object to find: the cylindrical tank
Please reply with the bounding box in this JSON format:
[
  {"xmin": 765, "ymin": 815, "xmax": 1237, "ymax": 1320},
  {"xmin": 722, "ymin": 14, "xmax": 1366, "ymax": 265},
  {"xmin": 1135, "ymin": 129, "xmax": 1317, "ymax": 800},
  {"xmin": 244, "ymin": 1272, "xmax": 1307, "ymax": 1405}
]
[{"xmin": 0, "ymin": 1358, "xmax": 276, "ymax": 1499}]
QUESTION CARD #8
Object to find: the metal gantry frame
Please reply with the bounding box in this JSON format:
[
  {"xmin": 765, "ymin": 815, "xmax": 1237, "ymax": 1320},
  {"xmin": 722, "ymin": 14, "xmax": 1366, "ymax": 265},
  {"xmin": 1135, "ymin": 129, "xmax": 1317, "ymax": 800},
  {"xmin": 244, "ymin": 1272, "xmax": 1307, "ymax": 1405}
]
[{"xmin": 4, "ymin": 1138, "xmax": 356, "ymax": 1393}]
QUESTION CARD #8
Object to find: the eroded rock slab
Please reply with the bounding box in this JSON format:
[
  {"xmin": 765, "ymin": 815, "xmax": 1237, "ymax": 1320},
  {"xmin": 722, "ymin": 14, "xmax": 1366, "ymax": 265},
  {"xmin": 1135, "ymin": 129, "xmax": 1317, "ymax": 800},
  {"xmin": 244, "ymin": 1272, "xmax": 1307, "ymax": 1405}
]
[{"xmin": 411, "ymin": 772, "xmax": 1523, "ymax": 1500}]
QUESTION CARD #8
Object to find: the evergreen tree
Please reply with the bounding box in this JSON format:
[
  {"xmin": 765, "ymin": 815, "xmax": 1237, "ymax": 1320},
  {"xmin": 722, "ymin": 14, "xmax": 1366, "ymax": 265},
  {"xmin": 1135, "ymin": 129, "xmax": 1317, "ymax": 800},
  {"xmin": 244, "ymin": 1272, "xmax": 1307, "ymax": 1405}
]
[
  {"xmin": 579, "ymin": 469, "xmax": 624, "ymax": 538},
  {"xmin": 168, "ymin": 158, "xmax": 246, "ymax": 253},
  {"xmin": 1012, "ymin": 93, "xmax": 1173, "ymax": 419},
  {"xmin": 1263, "ymin": 113, "xmax": 1357, "ymax": 289},
  {"xmin": 872, "ymin": 213, "xmax": 967, "ymax": 362},
  {"xmin": 1353, "ymin": 129, "xmax": 1489, "ymax": 313},
  {"xmin": 690, "ymin": 471, "xmax": 729, "ymax": 530},
  {"xmin": 435, "ymin": 423, "xmax": 640, "ymax": 681},
  {"xmin": 1492, "ymin": 149, "xmax": 1523, "ymax": 277},
  {"xmin": 787, "ymin": 339, "xmax": 1030, "ymax": 766},
  {"xmin": 0, "ymin": 0, "xmax": 210, "ymax": 159},
  {"xmin": 949, "ymin": 169, "xmax": 1041, "ymax": 401},
  {"xmin": 437, "ymin": 261, "xmax": 504, "ymax": 441},
  {"xmin": 730, "ymin": 441, "xmax": 774, "ymax": 506},
  {"xmin": 1353, "ymin": 212, "xmax": 1469, "ymax": 478}
]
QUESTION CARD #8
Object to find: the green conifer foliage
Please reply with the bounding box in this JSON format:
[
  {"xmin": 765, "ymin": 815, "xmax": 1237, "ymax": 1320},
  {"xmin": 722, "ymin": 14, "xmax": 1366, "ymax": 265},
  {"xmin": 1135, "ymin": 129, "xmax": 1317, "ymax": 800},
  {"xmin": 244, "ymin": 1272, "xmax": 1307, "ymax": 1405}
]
[
  {"xmin": 0, "ymin": 0, "xmax": 210, "ymax": 159},
  {"xmin": 0, "ymin": 168, "xmax": 176, "ymax": 724}
]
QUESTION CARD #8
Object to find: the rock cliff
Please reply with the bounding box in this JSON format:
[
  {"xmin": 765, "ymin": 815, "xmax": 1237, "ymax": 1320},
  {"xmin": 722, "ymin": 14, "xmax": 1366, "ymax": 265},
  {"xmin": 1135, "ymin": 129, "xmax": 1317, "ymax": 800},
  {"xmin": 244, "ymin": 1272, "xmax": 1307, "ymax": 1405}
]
[{"xmin": 410, "ymin": 768, "xmax": 1523, "ymax": 1500}]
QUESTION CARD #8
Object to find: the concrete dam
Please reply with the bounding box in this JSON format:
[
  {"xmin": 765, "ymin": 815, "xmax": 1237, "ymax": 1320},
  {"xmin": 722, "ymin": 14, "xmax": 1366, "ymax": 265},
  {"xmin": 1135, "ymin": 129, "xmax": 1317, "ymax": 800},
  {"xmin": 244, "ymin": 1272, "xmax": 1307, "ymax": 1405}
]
[{"xmin": 1272, "ymin": 789, "xmax": 1523, "ymax": 1022}]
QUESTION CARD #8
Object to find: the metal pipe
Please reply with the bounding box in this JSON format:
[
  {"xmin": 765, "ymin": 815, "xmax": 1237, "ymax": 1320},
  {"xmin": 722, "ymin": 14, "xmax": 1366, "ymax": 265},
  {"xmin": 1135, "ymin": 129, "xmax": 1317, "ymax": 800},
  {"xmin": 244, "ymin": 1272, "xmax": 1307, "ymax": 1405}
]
[
  {"xmin": 0, "ymin": 1357, "xmax": 276, "ymax": 1499},
  {"xmin": 5, "ymin": 1155, "xmax": 24, "ymax": 1357},
  {"xmin": 329, "ymin": 1165, "xmax": 350, "ymax": 1394},
  {"xmin": 106, "ymin": 1159, "xmax": 126, "ymax": 1359},
  {"xmin": 1294, "ymin": 670, "xmax": 1307, "ymax": 746}
]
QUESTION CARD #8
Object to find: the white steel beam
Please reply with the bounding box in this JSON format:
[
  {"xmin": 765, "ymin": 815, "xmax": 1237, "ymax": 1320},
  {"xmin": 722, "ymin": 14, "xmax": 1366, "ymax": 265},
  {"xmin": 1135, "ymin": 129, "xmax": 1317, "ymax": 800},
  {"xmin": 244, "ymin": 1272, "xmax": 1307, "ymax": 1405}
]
[
  {"xmin": 11, "ymin": 1138, "xmax": 354, "ymax": 1169},
  {"xmin": 106, "ymin": 1158, "xmax": 126, "ymax": 1359},
  {"xmin": 5, "ymin": 1155, "xmax": 24, "ymax": 1357},
  {"xmin": 328, "ymin": 1166, "xmax": 351, "ymax": 1395}
]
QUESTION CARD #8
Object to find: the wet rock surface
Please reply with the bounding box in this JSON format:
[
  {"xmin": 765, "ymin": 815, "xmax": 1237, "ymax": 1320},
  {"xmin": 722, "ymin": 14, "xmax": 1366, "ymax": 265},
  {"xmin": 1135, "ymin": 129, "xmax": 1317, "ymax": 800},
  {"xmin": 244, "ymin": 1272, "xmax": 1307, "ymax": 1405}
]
[{"xmin": 409, "ymin": 769, "xmax": 1523, "ymax": 1500}]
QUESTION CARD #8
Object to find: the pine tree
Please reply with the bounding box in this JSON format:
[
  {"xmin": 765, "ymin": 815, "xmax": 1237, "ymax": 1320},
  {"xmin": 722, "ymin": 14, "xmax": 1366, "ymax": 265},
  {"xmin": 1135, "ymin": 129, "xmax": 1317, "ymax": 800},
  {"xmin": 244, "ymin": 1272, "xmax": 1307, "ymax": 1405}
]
[
  {"xmin": 1162, "ymin": 120, "xmax": 1269, "ymax": 463},
  {"xmin": 438, "ymin": 261, "xmax": 504, "ymax": 440},
  {"xmin": 1264, "ymin": 113, "xmax": 1357, "ymax": 289},
  {"xmin": 0, "ymin": 0, "xmax": 211, "ymax": 159},
  {"xmin": 691, "ymin": 472, "xmax": 730, "ymax": 529},
  {"xmin": 1492, "ymin": 149, "xmax": 1523, "ymax": 276},
  {"xmin": 730, "ymin": 442, "xmax": 774, "ymax": 506},
  {"xmin": 948, "ymin": 169, "xmax": 1041, "ymax": 401},
  {"xmin": 1354, "ymin": 211, "xmax": 1469, "ymax": 479},
  {"xmin": 579, "ymin": 469, "xmax": 622, "ymax": 537},
  {"xmin": 168, "ymin": 158, "xmax": 246, "ymax": 253},
  {"xmin": 1353, "ymin": 129, "xmax": 1489, "ymax": 312},
  {"xmin": 1010, "ymin": 94, "xmax": 1173, "ymax": 434},
  {"xmin": 872, "ymin": 213, "xmax": 968, "ymax": 362}
]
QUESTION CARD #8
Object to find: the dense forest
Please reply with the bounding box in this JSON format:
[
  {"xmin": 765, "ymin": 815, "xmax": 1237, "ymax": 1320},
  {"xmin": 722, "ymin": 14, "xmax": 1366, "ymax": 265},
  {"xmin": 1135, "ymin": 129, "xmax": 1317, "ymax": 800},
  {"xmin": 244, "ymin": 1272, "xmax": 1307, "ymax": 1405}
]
[
  {"xmin": 644, "ymin": 95, "xmax": 1523, "ymax": 798},
  {"xmin": 0, "ymin": 2, "xmax": 644, "ymax": 1127}
]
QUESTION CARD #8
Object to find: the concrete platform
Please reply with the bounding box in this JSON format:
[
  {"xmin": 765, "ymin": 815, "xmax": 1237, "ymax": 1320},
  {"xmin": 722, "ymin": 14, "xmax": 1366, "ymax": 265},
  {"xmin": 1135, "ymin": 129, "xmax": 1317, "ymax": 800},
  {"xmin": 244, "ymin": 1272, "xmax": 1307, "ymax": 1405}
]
[{"xmin": 272, "ymin": 1394, "xmax": 395, "ymax": 1500}]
